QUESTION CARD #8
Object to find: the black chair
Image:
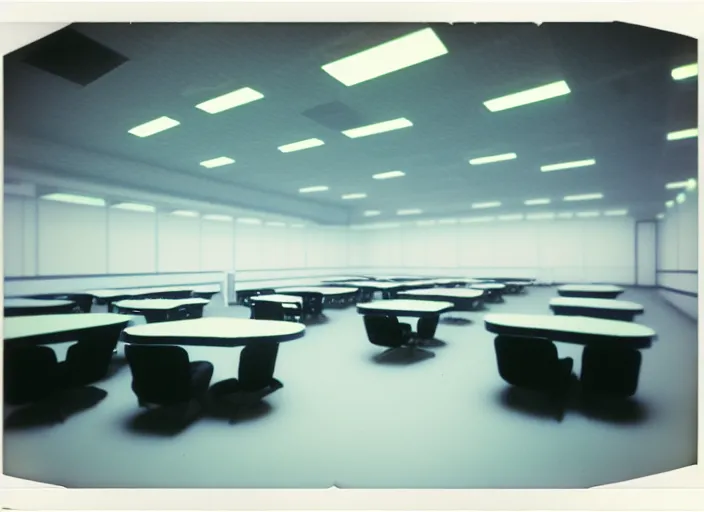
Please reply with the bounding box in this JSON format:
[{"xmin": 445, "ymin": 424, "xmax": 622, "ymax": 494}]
[
  {"xmin": 61, "ymin": 333, "xmax": 121, "ymax": 388},
  {"xmin": 580, "ymin": 346, "xmax": 642, "ymax": 398},
  {"xmin": 363, "ymin": 315, "xmax": 414, "ymax": 351},
  {"xmin": 494, "ymin": 335, "xmax": 574, "ymax": 420},
  {"xmin": 4, "ymin": 346, "xmax": 66, "ymax": 421},
  {"xmin": 250, "ymin": 301, "xmax": 286, "ymax": 321},
  {"xmin": 209, "ymin": 343, "xmax": 283, "ymax": 423},
  {"xmin": 124, "ymin": 344, "xmax": 214, "ymax": 424}
]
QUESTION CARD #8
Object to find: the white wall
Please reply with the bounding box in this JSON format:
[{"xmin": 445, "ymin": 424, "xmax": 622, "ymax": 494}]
[
  {"xmin": 636, "ymin": 221, "xmax": 657, "ymax": 286},
  {"xmin": 348, "ymin": 217, "xmax": 636, "ymax": 284},
  {"xmin": 657, "ymin": 187, "xmax": 698, "ymax": 320}
]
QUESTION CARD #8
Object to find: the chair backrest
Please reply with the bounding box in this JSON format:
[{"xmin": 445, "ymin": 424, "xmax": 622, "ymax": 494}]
[
  {"xmin": 494, "ymin": 335, "xmax": 559, "ymax": 388},
  {"xmin": 4, "ymin": 346, "xmax": 60, "ymax": 404},
  {"xmin": 125, "ymin": 344, "xmax": 192, "ymax": 404},
  {"xmin": 63, "ymin": 336, "xmax": 119, "ymax": 385},
  {"xmin": 238, "ymin": 342, "xmax": 279, "ymax": 391},
  {"xmin": 251, "ymin": 301, "xmax": 285, "ymax": 321},
  {"xmin": 581, "ymin": 346, "xmax": 642, "ymax": 397},
  {"xmin": 363, "ymin": 315, "xmax": 406, "ymax": 348}
]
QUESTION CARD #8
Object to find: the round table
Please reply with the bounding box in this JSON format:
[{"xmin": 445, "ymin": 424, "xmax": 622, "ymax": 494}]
[
  {"xmin": 4, "ymin": 298, "xmax": 77, "ymax": 317},
  {"xmin": 357, "ymin": 299, "xmax": 455, "ymax": 340},
  {"xmin": 549, "ymin": 297, "xmax": 644, "ymax": 322},
  {"xmin": 398, "ymin": 288, "xmax": 484, "ymax": 311},
  {"xmin": 469, "ymin": 283, "xmax": 507, "ymax": 302},
  {"xmin": 557, "ymin": 284, "xmax": 625, "ymax": 300},
  {"xmin": 4, "ymin": 313, "xmax": 133, "ymax": 348}
]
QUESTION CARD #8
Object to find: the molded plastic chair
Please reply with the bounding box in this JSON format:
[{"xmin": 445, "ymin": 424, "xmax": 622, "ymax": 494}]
[
  {"xmin": 363, "ymin": 315, "xmax": 414, "ymax": 350},
  {"xmin": 580, "ymin": 345, "xmax": 642, "ymax": 398},
  {"xmin": 250, "ymin": 301, "xmax": 286, "ymax": 321}
]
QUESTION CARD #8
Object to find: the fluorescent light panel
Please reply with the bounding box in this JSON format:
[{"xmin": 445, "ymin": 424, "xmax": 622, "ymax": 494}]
[
  {"xmin": 342, "ymin": 193, "xmax": 367, "ymax": 200},
  {"xmin": 468, "ymin": 153, "xmax": 517, "ymax": 166},
  {"xmin": 557, "ymin": 212, "xmax": 574, "ymax": 219},
  {"xmin": 667, "ymin": 128, "xmax": 698, "ymax": 141},
  {"xmin": 472, "ymin": 201, "xmax": 501, "ymax": 209},
  {"xmin": 195, "ymin": 87, "xmax": 264, "ymax": 114},
  {"xmin": 676, "ymin": 192, "xmax": 686, "ymax": 204},
  {"xmin": 526, "ymin": 212, "xmax": 555, "ymax": 220},
  {"xmin": 290, "ymin": 224, "xmax": 305, "ymax": 228},
  {"xmin": 200, "ymin": 157, "xmax": 235, "ymax": 168},
  {"xmin": 576, "ymin": 211, "xmax": 600, "ymax": 218},
  {"xmin": 564, "ymin": 193, "xmax": 603, "ymax": 202},
  {"xmin": 666, "ymin": 180, "xmax": 689, "ymax": 189},
  {"xmin": 266, "ymin": 221, "xmax": 286, "ymax": 227},
  {"xmin": 525, "ymin": 198, "xmax": 551, "ymax": 206},
  {"xmin": 372, "ymin": 170, "xmax": 405, "ymax": 180},
  {"xmin": 321, "ymin": 28, "xmax": 448, "ymax": 87},
  {"xmin": 671, "ymin": 63, "xmax": 698, "ymax": 80},
  {"xmin": 237, "ymin": 218, "xmax": 262, "ymax": 225},
  {"xmin": 128, "ymin": 116, "xmax": 180, "ymax": 138},
  {"xmin": 203, "ymin": 214, "xmax": 233, "ymax": 222},
  {"xmin": 687, "ymin": 178, "xmax": 698, "ymax": 190},
  {"xmin": 363, "ymin": 210, "xmax": 381, "ymax": 217},
  {"xmin": 171, "ymin": 210, "xmax": 199, "ymax": 217},
  {"xmin": 278, "ymin": 138, "xmax": 325, "ymax": 153},
  {"xmin": 397, "ymin": 209, "xmax": 422, "ymax": 215},
  {"xmin": 111, "ymin": 202, "xmax": 155, "ymax": 212},
  {"xmin": 656, "ymin": 213, "xmax": 665, "ymax": 220},
  {"xmin": 342, "ymin": 118, "xmax": 413, "ymax": 139},
  {"xmin": 299, "ymin": 186, "xmax": 329, "ymax": 193},
  {"xmin": 461, "ymin": 216, "xmax": 494, "ymax": 223},
  {"xmin": 484, "ymin": 80, "xmax": 571, "ymax": 112},
  {"xmin": 438, "ymin": 218, "xmax": 458, "ymax": 224},
  {"xmin": 498, "ymin": 214, "xmax": 523, "ymax": 221},
  {"xmin": 603, "ymin": 209, "xmax": 628, "ymax": 216},
  {"xmin": 41, "ymin": 193, "xmax": 106, "ymax": 207},
  {"xmin": 540, "ymin": 159, "xmax": 595, "ymax": 172},
  {"xmin": 666, "ymin": 200, "xmax": 675, "ymax": 208}
]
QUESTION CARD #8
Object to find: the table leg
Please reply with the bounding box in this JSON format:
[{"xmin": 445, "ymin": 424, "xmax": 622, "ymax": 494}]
[{"xmin": 417, "ymin": 315, "xmax": 440, "ymax": 340}]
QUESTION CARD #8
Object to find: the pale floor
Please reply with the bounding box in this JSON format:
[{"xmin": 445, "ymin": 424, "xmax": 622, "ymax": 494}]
[{"xmin": 2, "ymin": 287, "xmax": 698, "ymax": 488}]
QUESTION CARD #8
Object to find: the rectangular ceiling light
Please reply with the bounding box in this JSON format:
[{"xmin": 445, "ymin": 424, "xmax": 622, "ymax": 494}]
[
  {"xmin": 397, "ymin": 208, "xmax": 422, "ymax": 215},
  {"xmin": 171, "ymin": 210, "xmax": 199, "ymax": 217},
  {"xmin": 364, "ymin": 210, "xmax": 381, "ymax": 217},
  {"xmin": 540, "ymin": 159, "xmax": 596, "ymax": 172},
  {"xmin": 417, "ymin": 220, "xmax": 437, "ymax": 226},
  {"xmin": 372, "ymin": 170, "xmax": 406, "ymax": 180},
  {"xmin": 342, "ymin": 193, "xmax": 367, "ymax": 200},
  {"xmin": 266, "ymin": 221, "xmax": 286, "ymax": 227},
  {"xmin": 468, "ymin": 153, "xmax": 517, "ymax": 166},
  {"xmin": 557, "ymin": 212, "xmax": 574, "ymax": 219},
  {"xmin": 342, "ymin": 118, "xmax": 413, "ymax": 139},
  {"xmin": 237, "ymin": 217, "xmax": 262, "ymax": 225},
  {"xmin": 290, "ymin": 224, "xmax": 306, "ymax": 228},
  {"xmin": 321, "ymin": 27, "xmax": 448, "ymax": 87},
  {"xmin": 200, "ymin": 157, "xmax": 235, "ymax": 168},
  {"xmin": 41, "ymin": 193, "xmax": 106, "ymax": 207},
  {"xmin": 299, "ymin": 186, "xmax": 329, "ymax": 193},
  {"xmin": 471, "ymin": 201, "xmax": 501, "ymax": 209},
  {"xmin": 483, "ymin": 80, "xmax": 571, "ymax": 112},
  {"xmin": 666, "ymin": 200, "xmax": 675, "ymax": 208},
  {"xmin": 576, "ymin": 211, "xmax": 600, "ymax": 218},
  {"xmin": 195, "ymin": 87, "xmax": 264, "ymax": 114},
  {"xmin": 665, "ymin": 180, "xmax": 691, "ymax": 189},
  {"xmin": 563, "ymin": 193, "xmax": 603, "ymax": 202},
  {"xmin": 498, "ymin": 214, "xmax": 524, "ymax": 221},
  {"xmin": 278, "ymin": 138, "xmax": 325, "ymax": 153},
  {"xmin": 656, "ymin": 213, "xmax": 665, "ymax": 220},
  {"xmin": 667, "ymin": 128, "xmax": 698, "ymax": 141},
  {"xmin": 686, "ymin": 178, "xmax": 697, "ymax": 190},
  {"xmin": 438, "ymin": 218, "xmax": 458, "ymax": 224},
  {"xmin": 203, "ymin": 214, "xmax": 233, "ymax": 222},
  {"xmin": 111, "ymin": 202, "xmax": 156, "ymax": 213},
  {"xmin": 460, "ymin": 216, "xmax": 494, "ymax": 223},
  {"xmin": 603, "ymin": 209, "xmax": 628, "ymax": 216},
  {"xmin": 676, "ymin": 192, "xmax": 686, "ymax": 204},
  {"xmin": 526, "ymin": 212, "xmax": 555, "ymax": 220},
  {"xmin": 524, "ymin": 198, "xmax": 551, "ymax": 206},
  {"xmin": 128, "ymin": 116, "xmax": 180, "ymax": 138},
  {"xmin": 671, "ymin": 63, "xmax": 698, "ymax": 80}
]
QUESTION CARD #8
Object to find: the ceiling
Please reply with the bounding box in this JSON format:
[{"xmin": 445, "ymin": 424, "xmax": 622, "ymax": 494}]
[{"xmin": 3, "ymin": 22, "xmax": 698, "ymax": 224}]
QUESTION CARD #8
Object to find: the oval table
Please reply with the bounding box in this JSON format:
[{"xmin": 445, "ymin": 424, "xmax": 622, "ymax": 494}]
[
  {"xmin": 357, "ymin": 299, "xmax": 455, "ymax": 340},
  {"xmin": 4, "ymin": 298, "xmax": 77, "ymax": 317},
  {"xmin": 484, "ymin": 313, "xmax": 657, "ymax": 396},
  {"xmin": 113, "ymin": 298, "xmax": 210, "ymax": 323},
  {"xmin": 25, "ymin": 292, "xmax": 95, "ymax": 313},
  {"xmin": 398, "ymin": 287, "xmax": 485, "ymax": 311},
  {"xmin": 557, "ymin": 284, "xmax": 625, "ymax": 300},
  {"xmin": 549, "ymin": 297, "xmax": 644, "ymax": 322},
  {"xmin": 275, "ymin": 286, "xmax": 359, "ymax": 310},
  {"xmin": 469, "ymin": 283, "xmax": 507, "ymax": 302},
  {"xmin": 503, "ymin": 281, "xmax": 532, "ymax": 295},
  {"xmin": 4, "ymin": 313, "xmax": 134, "ymax": 348},
  {"xmin": 86, "ymin": 287, "xmax": 198, "ymax": 311},
  {"xmin": 123, "ymin": 318, "xmax": 306, "ymax": 406}
]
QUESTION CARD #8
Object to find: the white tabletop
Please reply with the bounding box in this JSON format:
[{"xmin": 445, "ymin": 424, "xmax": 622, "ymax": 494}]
[
  {"xmin": 505, "ymin": 281, "xmax": 531, "ymax": 285},
  {"xmin": 549, "ymin": 297, "xmax": 644, "ymax": 311},
  {"xmin": 357, "ymin": 299, "xmax": 455, "ymax": 316},
  {"xmin": 275, "ymin": 286, "xmax": 358, "ymax": 295},
  {"xmin": 4, "ymin": 313, "xmax": 134, "ymax": 341},
  {"xmin": 558, "ymin": 284, "xmax": 625, "ymax": 293},
  {"xmin": 85, "ymin": 286, "xmax": 194, "ymax": 299},
  {"xmin": 123, "ymin": 317, "xmax": 306, "ymax": 347},
  {"xmin": 484, "ymin": 313, "xmax": 656, "ymax": 347},
  {"xmin": 4, "ymin": 298, "xmax": 75, "ymax": 308},
  {"xmin": 250, "ymin": 294, "xmax": 303, "ymax": 304},
  {"xmin": 399, "ymin": 288, "xmax": 484, "ymax": 299},
  {"xmin": 113, "ymin": 298, "xmax": 210, "ymax": 310},
  {"xmin": 470, "ymin": 283, "xmax": 507, "ymax": 290}
]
